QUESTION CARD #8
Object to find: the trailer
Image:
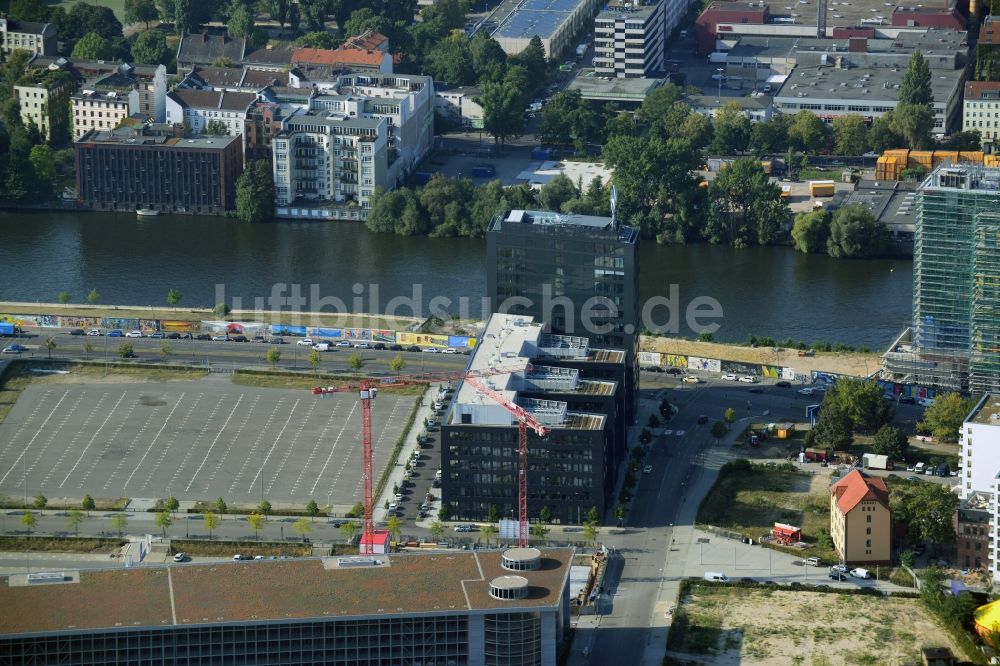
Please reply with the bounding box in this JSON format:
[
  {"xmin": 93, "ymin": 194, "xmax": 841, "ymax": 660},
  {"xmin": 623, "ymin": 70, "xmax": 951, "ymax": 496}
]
[
  {"xmin": 862, "ymin": 453, "xmax": 893, "ymax": 470},
  {"xmin": 771, "ymin": 523, "xmax": 802, "ymax": 545},
  {"xmin": 809, "ymin": 180, "xmax": 836, "ymax": 197}
]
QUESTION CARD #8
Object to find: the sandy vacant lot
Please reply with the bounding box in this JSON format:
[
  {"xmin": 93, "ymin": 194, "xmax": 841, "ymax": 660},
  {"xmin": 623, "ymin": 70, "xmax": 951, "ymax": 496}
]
[{"xmin": 667, "ymin": 584, "xmax": 964, "ymax": 666}]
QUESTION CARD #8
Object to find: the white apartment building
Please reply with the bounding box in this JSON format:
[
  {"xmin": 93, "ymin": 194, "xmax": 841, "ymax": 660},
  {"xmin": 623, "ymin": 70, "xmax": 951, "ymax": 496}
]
[
  {"xmin": 272, "ymin": 105, "xmax": 390, "ymax": 208},
  {"xmin": 165, "ymin": 89, "xmax": 257, "ymax": 137},
  {"xmin": 961, "ymin": 394, "xmax": 1000, "ymax": 499},
  {"xmin": 963, "ymin": 82, "xmax": 1000, "ymax": 149},
  {"xmin": 594, "ymin": 0, "xmax": 665, "ymax": 78}
]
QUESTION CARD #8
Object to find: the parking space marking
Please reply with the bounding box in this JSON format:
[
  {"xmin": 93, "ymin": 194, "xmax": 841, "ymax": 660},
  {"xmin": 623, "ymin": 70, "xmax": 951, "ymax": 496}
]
[
  {"xmin": 0, "ymin": 390, "xmax": 68, "ymax": 487},
  {"xmin": 60, "ymin": 392, "xmax": 125, "ymax": 488},
  {"xmin": 291, "ymin": 399, "xmax": 342, "ymax": 496},
  {"xmin": 104, "ymin": 404, "xmax": 163, "ymax": 491},
  {"xmin": 185, "ymin": 394, "xmax": 243, "ymax": 493},
  {"xmin": 40, "ymin": 391, "xmax": 107, "ymax": 488},
  {"xmin": 203, "ymin": 394, "xmax": 259, "ymax": 489},
  {"xmin": 26, "ymin": 390, "xmax": 85, "ymax": 485},
  {"xmin": 77, "ymin": 395, "xmax": 138, "ymax": 489},
  {"xmin": 309, "ymin": 400, "xmax": 358, "ymax": 498},
  {"xmin": 0, "ymin": 390, "xmax": 56, "ymax": 463},
  {"xmin": 246, "ymin": 399, "xmax": 300, "ymax": 495},
  {"xmin": 265, "ymin": 398, "xmax": 315, "ymax": 496},
  {"xmin": 229, "ymin": 399, "xmax": 286, "ymax": 495},
  {"xmin": 141, "ymin": 393, "xmax": 204, "ymax": 490},
  {"xmin": 166, "ymin": 394, "xmax": 229, "ymax": 493},
  {"xmin": 123, "ymin": 393, "xmax": 186, "ymax": 494}
]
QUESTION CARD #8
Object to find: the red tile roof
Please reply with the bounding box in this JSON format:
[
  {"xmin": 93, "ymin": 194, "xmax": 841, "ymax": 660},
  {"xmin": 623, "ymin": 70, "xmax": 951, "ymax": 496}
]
[
  {"xmin": 966, "ymin": 81, "xmax": 1000, "ymax": 99},
  {"xmin": 342, "ymin": 32, "xmax": 389, "ymax": 52},
  {"xmin": 292, "ymin": 47, "xmax": 387, "ymax": 68},
  {"xmin": 830, "ymin": 469, "xmax": 889, "ymax": 514}
]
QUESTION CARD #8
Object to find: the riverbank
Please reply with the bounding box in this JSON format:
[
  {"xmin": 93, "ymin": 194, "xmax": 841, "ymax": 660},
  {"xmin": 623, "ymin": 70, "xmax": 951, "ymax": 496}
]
[
  {"xmin": 640, "ymin": 336, "xmax": 881, "ymax": 378},
  {"xmin": 0, "ymin": 301, "xmax": 424, "ymax": 333}
]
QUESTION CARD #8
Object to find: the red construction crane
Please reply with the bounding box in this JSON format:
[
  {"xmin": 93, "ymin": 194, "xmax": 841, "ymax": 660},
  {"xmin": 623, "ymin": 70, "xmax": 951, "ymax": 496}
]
[{"xmin": 312, "ymin": 365, "xmax": 549, "ymax": 552}]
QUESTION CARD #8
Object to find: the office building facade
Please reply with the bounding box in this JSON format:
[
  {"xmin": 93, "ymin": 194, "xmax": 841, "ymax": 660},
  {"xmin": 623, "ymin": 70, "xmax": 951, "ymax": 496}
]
[
  {"xmin": 487, "ymin": 209, "xmax": 639, "ymax": 423},
  {"xmin": 75, "ymin": 125, "xmax": 244, "ymax": 215},
  {"xmin": 0, "ymin": 549, "xmax": 572, "ymax": 666},
  {"xmin": 594, "ymin": 0, "xmax": 665, "ymax": 79}
]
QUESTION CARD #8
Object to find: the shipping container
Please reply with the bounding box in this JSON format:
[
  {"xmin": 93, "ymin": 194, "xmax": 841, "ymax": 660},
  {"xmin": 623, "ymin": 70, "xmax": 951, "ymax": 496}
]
[
  {"xmin": 932, "ymin": 150, "xmax": 958, "ymax": 166},
  {"xmin": 809, "ymin": 180, "xmax": 836, "ymax": 197},
  {"xmin": 958, "ymin": 151, "xmax": 985, "ymax": 164},
  {"xmin": 907, "ymin": 150, "xmax": 933, "ymax": 169},
  {"xmin": 0, "ymin": 322, "xmax": 14, "ymax": 336}
]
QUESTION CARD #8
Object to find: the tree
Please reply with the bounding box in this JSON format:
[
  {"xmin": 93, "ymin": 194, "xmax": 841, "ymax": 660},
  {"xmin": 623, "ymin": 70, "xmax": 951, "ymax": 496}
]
[
  {"xmin": 425, "ymin": 36, "xmax": 475, "ymax": 86},
  {"xmin": 160, "ymin": 342, "xmax": 173, "ymax": 358},
  {"xmin": 292, "ymin": 517, "xmax": 313, "ymax": 542},
  {"xmin": 429, "ymin": 520, "xmax": 446, "ymax": 542},
  {"xmin": 827, "ymin": 205, "xmax": 888, "ymax": 258},
  {"xmin": 614, "ymin": 504, "xmax": 626, "ymax": 527},
  {"xmin": 213, "ymin": 303, "xmax": 231, "ymax": 318},
  {"xmin": 637, "ymin": 83, "xmax": 683, "ymax": 127},
  {"xmin": 110, "ymin": 512, "xmax": 127, "ymax": 536},
  {"xmin": 539, "ymin": 505, "xmax": 553, "ymax": 524},
  {"xmin": 512, "ymin": 35, "xmax": 546, "ymax": 87},
  {"xmin": 791, "ymin": 209, "xmax": 831, "ymax": 254},
  {"xmin": 389, "ymin": 353, "xmax": 406, "ymax": 375},
  {"xmin": 386, "ymin": 515, "xmax": 402, "ymax": 544},
  {"xmin": 917, "ymin": 393, "xmax": 976, "ymax": 443},
  {"xmin": 307, "ymin": 348, "xmax": 321, "ymax": 375},
  {"xmin": 706, "ymin": 158, "xmax": 787, "ymax": 247},
  {"xmin": 235, "ymin": 159, "xmax": 275, "ymax": 223},
  {"xmin": 723, "ymin": 407, "xmax": 736, "ymax": 424},
  {"xmin": 480, "ymin": 523, "xmax": 497, "ymax": 546},
  {"xmin": 749, "ymin": 115, "xmax": 789, "ymax": 154},
  {"xmin": 57, "ymin": 291, "xmax": 72, "ymax": 304},
  {"xmin": 72, "ymin": 32, "xmax": 115, "ymax": 60},
  {"xmin": 304, "ymin": 498, "xmax": 320, "ymax": 520},
  {"xmin": 537, "ymin": 174, "xmax": 578, "ymax": 212},
  {"xmin": 822, "ymin": 378, "xmax": 893, "ymax": 434},
  {"xmin": 833, "ymin": 115, "xmax": 869, "ymax": 156},
  {"xmin": 648, "ymin": 414, "xmax": 661, "ymax": 429},
  {"xmin": 438, "ymin": 504, "xmax": 452, "ymax": 521},
  {"xmin": 166, "ymin": 288, "xmax": 182, "ymax": 305},
  {"xmin": 487, "ymin": 505, "xmax": 500, "ymax": 524},
  {"xmin": 891, "ymin": 103, "xmax": 935, "ymax": 150},
  {"xmin": 711, "ymin": 421, "xmax": 728, "ymax": 439},
  {"xmin": 787, "ymin": 110, "xmax": 829, "ymax": 154},
  {"xmin": 164, "ymin": 496, "xmax": 179, "ymax": 515},
  {"xmin": 10, "ymin": 0, "xmax": 50, "ymax": 22},
  {"xmin": 124, "ymin": 0, "xmax": 159, "ymax": 27},
  {"xmin": 898, "ymin": 50, "xmax": 933, "ymax": 108},
  {"xmin": 339, "ymin": 520, "xmax": 359, "ymax": 543},
  {"xmin": 586, "ymin": 506, "xmax": 600, "ymax": 524},
  {"xmin": 582, "ymin": 521, "xmax": 600, "ymax": 546},
  {"xmin": 247, "ymin": 512, "xmax": 266, "ymax": 539},
  {"xmin": 118, "ymin": 342, "xmax": 135, "ymax": 358},
  {"xmin": 205, "ymin": 120, "xmax": 228, "ymax": 136},
  {"xmin": 87, "ymin": 288, "xmax": 100, "ymax": 304},
  {"xmin": 295, "ymin": 31, "xmax": 338, "ymax": 49},
  {"xmin": 20, "ymin": 512, "xmax": 37, "ymax": 533},
  {"xmin": 477, "ymin": 79, "xmax": 525, "ymax": 147},
  {"xmin": 214, "ymin": 497, "xmax": 228, "ymax": 514},
  {"xmin": 530, "ymin": 523, "xmax": 549, "ymax": 541},
  {"xmin": 639, "ymin": 428, "xmax": 652, "ymax": 445},
  {"xmin": 889, "ymin": 479, "xmax": 959, "ymax": 547},
  {"xmin": 710, "ymin": 102, "xmax": 751, "ymax": 154},
  {"xmin": 42, "ymin": 336, "xmax": 56, "ymax": 359},
  {"xmin": 348, "ymin": 352, "xmax": 365, "ymax": 372},
  {"xmin": 346, "ymin": 502, "xmax": 364, "ymax": 518},
  {"xmin": 154, "ymin": 510, "xmax": 172, "ymax": 537},
  {"xmin": 257, "ymin": 499, "xmax": 271, "ymax": 516},
  {"xmin": 29, "ymin": 144, "xmax": 55, "ymax": 184},
  {"xmin": 469, "ymin": 32, "xmax": 509, "ymax": 82},
  {"xmin": 939, "ymin": 130, "xmax": 981, "ymax": 151},
  {"xmin": 203, "ymin": 511, "xmax": 219, "ymax": 538},
  {"xmin": 812, "ymin": 408, "xmax": 854, "ymax": 449},
  {"xmin": 872, "ymin": 424, "xmax": 908, "ymax": 461},
  {"xmin": 33, "ymin": 493, "xmax": 47, "ymax": 510},
  {"xmin": 266, "ymin": 347, "xmax": 281, "ymax": 368},
  {"xmin": 67, "ymin": 509, "xmax": 85, "ymax": 536},
  {"xmin": 266, "ymin": 0, "xmax": 288, "ymax": 28},
  {"xmin": 868, "ymin": 113, "xmax": 904, "ymax": 153},
  {"xmin": 81, "ymin": 494, "xmax": 96, "ymax": 515}
]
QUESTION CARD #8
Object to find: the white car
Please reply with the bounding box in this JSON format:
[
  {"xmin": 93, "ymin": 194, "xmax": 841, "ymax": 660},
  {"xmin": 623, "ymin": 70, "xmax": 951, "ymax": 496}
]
[
  {"xmin": 211, "ymin": 334, "xmax": 229, "ymax": 341},
  {"xmin": 738, "ymin": 376, "xmax": 757, "ymax": 383},
  {"xmin": 335, "ymin": 340, "xmax": 351, "ymax": 347},
  {"xmin": 454, "ymin": 524, "xmax": 475, "ymax": 532},
  {"xmin": 849, "ymin": 567, "xmax": 871, "ymax": 579},
  {"xmin": 797, "ymin": 387, "xmax": 815, "ymax": 396},
  {"xmin": 442, "ymin": 347, "xmax": 458, "ymax": 354},
  {"xmin": 642, "ymin": 464, "xmax": 653, "ymax": 474},
  {"xmin": 422, "ymin": 348, "xmax": 439, "ymax": 353},
  {"xmin": 721, "ymin": 374, "xmax": 738, "ymax": 381},
  {"xmin": 313, "ymin": 342, "xmax": 330, "ymax": 351},
  {"xmin": 173, "ymin": 552, "xmax": 187, "ymax": 562},
  {"xmin": 125, "ymin": 330, "xmax": 143, "ymax": 338},
  {"xmin": 675, "ymin": 430, "xmax": 686, "ymax": 437},
  {"xmin": 682, "ymin": 376, "xmax": 699, "ymax": 384},
  {"xmin": 354, "ymin": 342, "xmax": 370, "ymax": 349},
  {"xmin": 297, "ymin": 338, "xmax": 314, "ymax": 346},
  {"xmin": 918, "ymin": 397, "xmax": 935, "ymax": 407},
  {"xmin": 86, "ymin": 329, "xmax": 102, "ymax": 336}
]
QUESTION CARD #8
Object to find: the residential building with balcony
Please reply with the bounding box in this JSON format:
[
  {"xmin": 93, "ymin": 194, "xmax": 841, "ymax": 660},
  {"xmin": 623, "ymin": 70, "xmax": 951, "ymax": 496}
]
[
  {"xmin": 594, "ymin": 0, "xmax": 665, "ymax": 79},
  {"xmin": 0, "ymin": 16, "xmax": 55, "ymax": 56}
]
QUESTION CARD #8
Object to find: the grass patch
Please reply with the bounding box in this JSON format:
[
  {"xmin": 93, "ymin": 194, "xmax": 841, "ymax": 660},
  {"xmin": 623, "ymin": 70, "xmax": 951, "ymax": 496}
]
[
  {"xmin": 0, "ymin": 360, "xmax": 30, "ymax": 425},
  {"xmin": 0, "ymin": 496, "xmax": 127, "ymax": 511},
  {"xmin": 168, "ymin": 539, "xmax": 313, "ymax": 558},
  {"xmin": 0, "ymin": 535, "xmax": 125, "ymax": 553},
  {"xmin": 233, "ymin": 368, "xmax": 424, "ymax": 395},
  {"xmin": 46, "ymin": 0, "xmax": 127, "ymax": 20},
  {"xmin": 889, "ymin": 567, "xmax": 915, "ymax": 588},
  {"xmin": 697, "ymin": 459, "xmax": 838, "ymax": 563}
]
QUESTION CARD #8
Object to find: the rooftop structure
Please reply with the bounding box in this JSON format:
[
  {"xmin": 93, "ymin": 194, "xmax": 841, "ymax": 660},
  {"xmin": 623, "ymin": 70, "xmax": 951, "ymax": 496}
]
[
  {"xmin": 594, "ymin": 0, "xmax": 666, "ymax": 79},
  {"xmin": 566, "ymin": 68, "xmax": 665, "ymax": 102},
  {"xmin": 175, "ymin": 32, "xmax": 292, "ymax": 72},
  {"xmin": 0, "ymin": 549, "xmax": 573, "ymax": 664},
  {"xmin": 292, "ymin": 45, "xmax": 393, "ymax": 74},
  {"xmin": 485, "ymin": 0, "xmax": 603, "ymax": 57},
  {"xmin": 179, "ymin": 66, "xmax": 288, "ymax": 92}
]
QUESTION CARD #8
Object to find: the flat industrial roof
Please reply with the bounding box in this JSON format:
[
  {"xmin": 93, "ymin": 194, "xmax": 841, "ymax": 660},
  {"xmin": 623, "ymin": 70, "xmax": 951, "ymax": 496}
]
[
  {"xmin": 0, "ymin": 549, "xmax": 573, "ymax": 637},
  {"xmin": 968, "ymin": 394, "xmax": 1000, "ymax": 426},
  {"xmin": 490, "ymin": 0, "xmax": 586, "ymax": 40},
  {"xmin": 568, "ymin": 68, "xmax": 664, "ymax": 102},
  {"xmin": 775, "ymin": 62, "xmax": 964, "ymax": 103}
]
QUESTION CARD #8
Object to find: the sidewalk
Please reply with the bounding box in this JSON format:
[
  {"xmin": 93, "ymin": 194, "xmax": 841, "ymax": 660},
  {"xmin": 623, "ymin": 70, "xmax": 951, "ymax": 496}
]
[{"xmin": 373, "ymin": 385, "xmax": 438, "ymax": 525}]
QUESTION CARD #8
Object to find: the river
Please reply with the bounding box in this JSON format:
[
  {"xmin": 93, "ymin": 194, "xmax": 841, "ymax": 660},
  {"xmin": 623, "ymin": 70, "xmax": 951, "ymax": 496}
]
[{"xmin": 0, "ymin": 210, "xmax": 913, "ymax": 348}]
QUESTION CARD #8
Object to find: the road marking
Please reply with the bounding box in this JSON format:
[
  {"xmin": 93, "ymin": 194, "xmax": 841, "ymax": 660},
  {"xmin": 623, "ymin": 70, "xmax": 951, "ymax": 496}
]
[
  {"xmin": 228, "ymin": 400, "xmax": 285, "ymax": 495},
  {"xmin": 104, "ymin": 405, "xmax": 163, "ymax": 491},
  {"xmin": 26, "ymin": 390, "xmax": 85, "ymax": 486},
  {"xmin": 308, "ymin": 400, "xmax": 358, "ymax": 498},
  {"xmin": 0, "ymin": 390, "xmax": 55, "ymax": 463},
  {"xmin": 141, "ymin": 393, "xmax": 204, "ymax": 490},
  {"xmin": 166, "ymin": 394, "xmax": 229, "ymax": 493},
  {"xmin": 41, "ymin": 391, "xmax": 105, "ymax": 488},
  {"xmin": 203, "ymin": 394, "xmax": 259, "ymax": 489},
  {"xmin": 246, "ymin": 399, "xmax": 300, "ymax": 495},
  {"xmin": 291, "ymin": 399, "xmax": 341, "ymax": 495},
  {"xmin": 123, "ymin": 393, "xmax": 186, "ymax": 494},
  {"xmin": 185, "ymin": 394, "xmax": 243, "ymax": 493},
  {"xmin": 0, "ymin": 391, "xmax": 68, "ymax": 487},
  {"xmin": 265, "ymin": 398, "xmax": 315, "ymax": 496},
  {"xmin": 77, "ymin": 395, "xmax": 137, "ymax": 489}
]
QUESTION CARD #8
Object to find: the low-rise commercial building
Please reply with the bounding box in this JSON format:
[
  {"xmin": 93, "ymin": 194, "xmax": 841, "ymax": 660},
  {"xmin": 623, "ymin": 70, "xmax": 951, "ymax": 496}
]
[
  {"xmin": 435, "ymin": 85, "xmax": 485, "ymax": 129},
  {"xmin": 594, "ymin": 0, "xmax": 665, "ymax": 79},
  {"xmin": 441, "ymin": 313, "xmax": 625, "ymax": 524},
  {"xmin": 830, "ymin": 469, "xmax": 891, "ymax": 564},
  {"xmin": 0, "ymin": 16, "xmax": 55, "ymax": 56},
  {"xmin": 0, "ymin": 549, "xmax": 573, "ymax": 665},
  {"xmin": 964, "ymin": 82, "xmax": 1000, "ymax": 151},
  {"xmin": 75, "ymin": 125, "xmax": 243, "ymax": 215}
]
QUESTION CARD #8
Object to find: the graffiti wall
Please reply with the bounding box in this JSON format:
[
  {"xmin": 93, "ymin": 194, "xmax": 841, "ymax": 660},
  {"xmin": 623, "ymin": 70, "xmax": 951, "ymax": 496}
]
[
  {"xmin": 638, "ymin": 351, "xmax": 661, "ymax": 366},
  {"xmin": 372, "ymin": 329, "xmax": 395, "ymax": 343},
  {"xmin": 397, "ymin": 332, "xmax": 450, "ymax": 348},
  {"xmin": 311, "ymin": 327, "xmax": 343, "ymax": 338},
  {"xmin": 688, "ymin": 356, "xmax": 722, "ymax": 373},
  {"xmin": 663, "ymin": 354, "xmax": 688, "ymax": 369},
  {"xmin": 448, "ymin": 335, "xmax": 476, "ymax": 350}
]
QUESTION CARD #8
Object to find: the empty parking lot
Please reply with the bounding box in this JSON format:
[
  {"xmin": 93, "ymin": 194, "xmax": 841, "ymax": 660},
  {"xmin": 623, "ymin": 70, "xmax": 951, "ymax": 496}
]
[{"xmin": 0, "ymin": 379, "xmax": 416, "ymax": 508}]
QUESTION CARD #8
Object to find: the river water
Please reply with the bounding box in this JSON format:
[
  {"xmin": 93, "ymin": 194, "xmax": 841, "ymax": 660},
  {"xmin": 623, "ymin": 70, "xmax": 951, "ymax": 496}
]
[{"xmin": 0, "ymin": 210, "xmax": 913, "ymax": 348}]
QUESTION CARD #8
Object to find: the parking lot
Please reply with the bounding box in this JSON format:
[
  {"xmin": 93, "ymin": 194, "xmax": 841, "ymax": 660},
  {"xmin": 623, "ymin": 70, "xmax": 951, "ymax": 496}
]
[{"xmin": 0, "ymin": 379, "xmax": 415, "ymax": 508}]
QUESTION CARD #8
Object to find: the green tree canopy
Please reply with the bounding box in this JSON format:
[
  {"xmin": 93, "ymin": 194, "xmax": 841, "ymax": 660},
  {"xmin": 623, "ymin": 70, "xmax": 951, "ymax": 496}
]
[
  {"xmin": 891, "ymin": 104, "xmax": 935, "ymax": 150},
  {"xmin": 868, "ymin": 113, "xmax": 904, "ymax": 153},
  {"xmin": 888, "ymin": 478, "xmax": 959, "ymax": 547},
  {"xmin": 425, "ymin": 35, "xmax": 475, "ymax": 86},
  {"xmin": 816, "ymin": 377, "xmax": 893, "ymax": 441},
  {"xmin": 832, "ymin": 115, "xmax": 869, "ymax": 156},
  {"xmin": 917, "ymin": 393, "xmax": 976, "ymax": 443},
  {"xmin": 537, "ymin": 174, "xmax": 578, "ymax": 212},
  {"xmin": 791, "ymin": 209, "xmax": 831, "ymax": 254},
  {"xmin": 296, "ymin": 30, "xmax": 337, "ymax": 48},
  {"xmin": 898, "ymin": 50, "xmax": 933, "ymax": 107},
  {"xmin": 706, "ymin": 158, "xmax": 787, "ymax": 246},
  {"xmin": 709, "ymin": 102, "xmax": 751, "ymax": 155},
  {"xmin": 235, "ymin": 159, "xmax": 274, "ymax": 223},
  {"xmin": 512, "ymin": 35, "xmax": 546, "ymax": 87},
  {"xmin": 10, "ymin": 0, "xmax": 50, "ymax": 22},
  {"xmin": 72, "ymin": 32, "xmax": 115, "ymax": 60},
  {"xmin": 131, "ymin": 29, "xmax": 172, "ymax": 65},
  {"xmin": 749, "ymin": 115, "xmax": 789, "ymax": 154},
  {"xmin": 787, "ymin": 110, "xmax": 829, "ymax": 154},
  {"xmin": 476, "ymin": 78, "xmax": 525, "ymax": 147},
  {"xmin": 124, "ymin": 0, "xmax": 159, "ymax": 27},
  {"xmin": 827, "ymin": 204, "xmax": 888, "ymax": 258},
  {"xmin": 871, "ymin": 424, "xmax": 908, "ymax": 461},
  {"xmin": 637, "ymin": 83, "xmax": 683, "ymax": 127}
]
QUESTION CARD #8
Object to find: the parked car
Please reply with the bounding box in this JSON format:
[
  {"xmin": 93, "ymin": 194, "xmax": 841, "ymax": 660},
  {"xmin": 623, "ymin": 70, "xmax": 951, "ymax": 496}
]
[
  {"xmin": 830, "ymin": 564, "xmax": 848, "ymax": 574},
  {"xmin": 125, "ymin": 330, "xmax": 143, "ymax": 338},
  {"xmin": 166, "ymin": 332, "xmax": 181, "ymax": 340},
  {"xmin": 667, "ymin": 368, "xmax": 682, "ymax": 375},
  {"xmin": 454, "ymin": 524, "xmax": 475, "ymax": 533},
  {"xmin": 644, "ymin": 366, "xmax": 665, "ymax": 373},
  {"xmin": 829, "ymin": 572, "xmax": 848, "ymax": 581},
  {"xmin": 422, "ymin": 347, "xmax": 439, "ymax": 353},
  {"xmin": 230, "ymin": 335, "xmax": 248, "ymax": 342},
  {"xmin": 775, "ymin": 381, "xmax": 792, "ymax": 388},
  {"xmin": 2, "ymin": 344, "xmax": 26, "ymax": 354},
  {"xmin": 697, "ymin": 415, "xmax": 709, "ymax": 424},
  {"xmin": 211, "ymin": 334, "xmax": 228, "ymax": 341},
  {"xmin": 407, "ymin": 345, "xmax": 421, "ymax": 352},
  {"xmin": 682, "ymin": 376, "xmax": 699, "ymax": 384},
  {"xmin": 297, "ymin": 338, "xmax": 314, "ymax": 347},
  {"xmin": 721, "ymin": 374, "xmax": 738, "ymax": 381},
  {"xmin": 900, "ymin": 396, "xmax": 916, "ymax": 405},
  {"xmin": 196, "ymin": 334, "xmax": 213, "ymax": 341},
  {"xmin": 389, "ymin": 344, "xmax": 403, "ymax": 351},
  {"xmin": 803, "ymin": 557, "xmax": 822, "ymax": 567},
  {"xmin": 148, "ymin": 332, "xmax": 165, "ymax": 339},
  {"xmin": 642, "ymin": 464, "xmax": 653, "ymax": 474},
  {"xmin": 173, "ymin": 552, "xmax": 187, "ymax": 562},
  {"xmin": 849, "ymin": 568, "xmax": 871, "ymax": 579},
  {"xmin": 86, "ymin": 329, "xmax": 102, "ymax": 336},
  {"xmin": 354, "ymin": 342, "xmax": 370, "ymax": 349},
  {"xmin": 269, "ymin": 337, "xmax": 285, "ymax": 344},
  {"xmin": 69, "ymin": 328, "xmax": 85, "ymax": 336},
  {"xmin": 918, "ymin": 397, "xmax": 935, "ymax": 407},
  {"xmin": 313, "ymin": 342, "xmax": 330, "ymax": 351},
  {"xmin": 335, "ymin": 341, "xmax": 351, "ymax": 347},
  {"xmin": 252, "ymin": 335, "xmax": 266, "ymax": 343},
  {"xmin": 797, "ymin": 387, "xmax": 815, "ymax": 396},
  {"xmin": 738, "ymin": 375, "xmax": 757, "ymax": 383},
  {"xmin": 442, "ymin": 347, "xmax": 458, "ymax": 354},
  {"xmin": 373, "ymin": 343, "xmax": 386, "ymax": 350}
]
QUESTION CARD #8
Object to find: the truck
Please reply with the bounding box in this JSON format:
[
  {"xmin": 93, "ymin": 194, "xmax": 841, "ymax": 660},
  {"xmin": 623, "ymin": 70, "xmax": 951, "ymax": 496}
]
[
  {"xmin": 470, "ymin": 164, "xmax": 496, "ymax": 178},
  {"xmin": 809, "ymin": 180, "xmax": 836, "ymax": 197},
  {"xmin": 0, "ymin": 322, "xmax": 14, "ymax": 336},
  {"xmin": 862, "ymin": 453, "xmax": 893, "ymax": 470}
]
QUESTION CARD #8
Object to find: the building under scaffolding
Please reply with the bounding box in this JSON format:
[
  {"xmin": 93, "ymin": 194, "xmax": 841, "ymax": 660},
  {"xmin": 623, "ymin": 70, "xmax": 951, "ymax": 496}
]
[{"xmin": 883, "ymin": 164, "xmax": 1000, "ymax": 394}]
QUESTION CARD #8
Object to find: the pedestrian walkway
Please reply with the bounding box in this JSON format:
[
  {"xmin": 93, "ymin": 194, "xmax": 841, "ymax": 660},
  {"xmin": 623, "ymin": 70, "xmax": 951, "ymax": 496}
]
[{"xmin": 373, "ymin": 385, "xmax": 437, "ymax": 525}]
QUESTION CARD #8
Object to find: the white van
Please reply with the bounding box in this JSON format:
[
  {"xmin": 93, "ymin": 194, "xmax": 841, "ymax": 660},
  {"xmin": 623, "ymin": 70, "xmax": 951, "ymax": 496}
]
[
  {"xmin": 313, "ymin": 342, "xmax": 330, "ymax": 351},
  {"xmin": 703, "ymin": 572, "xmax": 729, "ymax": 582},
  {"xmin": 914, "ymin": 462, "xmax": 926, "ymax": 474}
]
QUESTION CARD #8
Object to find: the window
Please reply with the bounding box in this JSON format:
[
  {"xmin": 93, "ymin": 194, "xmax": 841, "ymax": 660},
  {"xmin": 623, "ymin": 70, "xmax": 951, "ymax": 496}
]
[
  {"xmin": 866, "ymin": 527, "xmax": 871, "ymax": 535},
  {"xmin": 866, "ymin": 514, "xmax": 872, "ymax": 523},
  {"xmin": 866, "ymin": 539, "xmax": 872, "ymax": 547}
]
